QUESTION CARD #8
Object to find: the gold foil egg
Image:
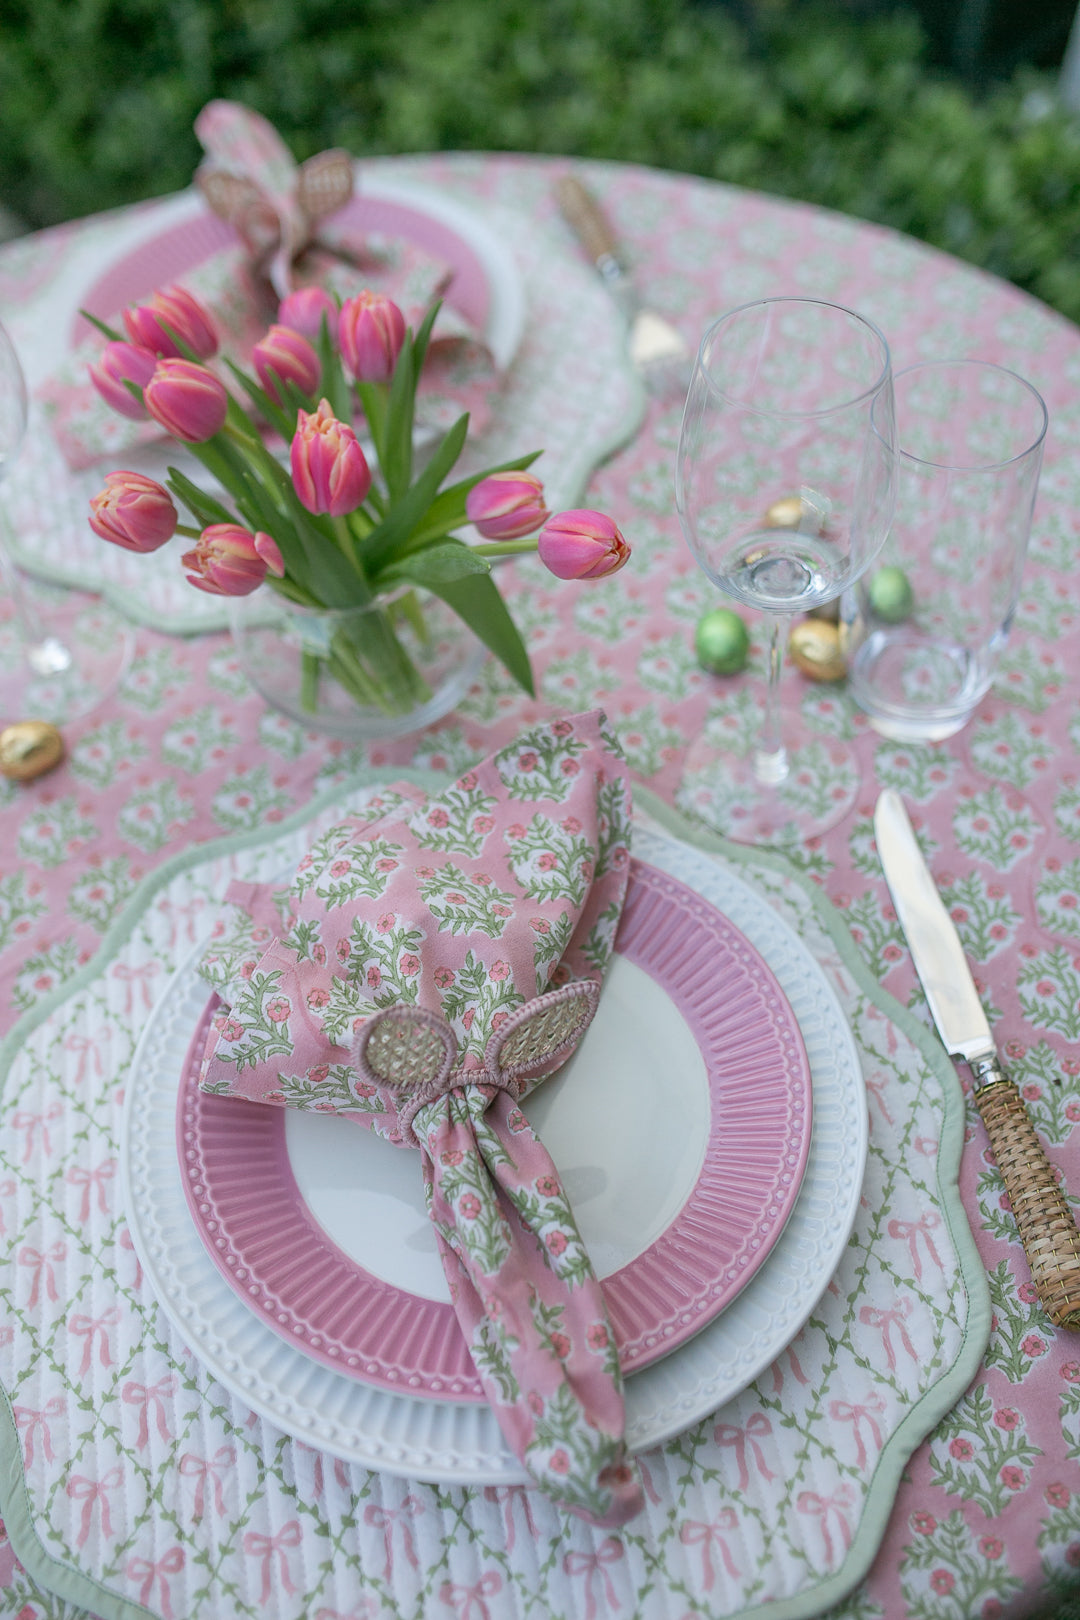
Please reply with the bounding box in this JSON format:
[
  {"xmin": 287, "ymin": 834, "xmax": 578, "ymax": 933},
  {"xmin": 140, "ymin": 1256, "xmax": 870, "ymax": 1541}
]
[
  {"xmin": 0, "ymin": 721, "xmax": 65, "ymax": 782},
  {"xmin": 789, "ymin": 621, "xmax": 846, "ymax": 683},
  {"xmin": 764, "ymin": 496, "xmax": 806, "ymax": 529}
]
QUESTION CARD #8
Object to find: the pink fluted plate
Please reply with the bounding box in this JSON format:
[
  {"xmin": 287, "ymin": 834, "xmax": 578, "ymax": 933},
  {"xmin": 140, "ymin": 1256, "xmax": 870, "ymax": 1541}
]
[{"xmin": 176, "ymin": 858, "xmax": 812, "ymax": 1400}]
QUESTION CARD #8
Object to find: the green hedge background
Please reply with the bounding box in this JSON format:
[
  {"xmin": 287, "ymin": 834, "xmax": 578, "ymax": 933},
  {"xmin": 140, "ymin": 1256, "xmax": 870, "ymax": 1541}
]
[{"xmin": 2, "ymin": 0, "xmax": 1080, "ymax": 321}]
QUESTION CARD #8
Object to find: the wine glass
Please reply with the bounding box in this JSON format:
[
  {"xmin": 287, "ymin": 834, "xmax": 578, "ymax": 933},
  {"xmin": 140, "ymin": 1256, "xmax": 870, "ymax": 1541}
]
[
  {"xmin": 0, "ymin": 318, "xmax": 133, "ymax": 724},
  {"xmin": 674, "ymin": 297, "xmax": 897, "ymax": 845}
]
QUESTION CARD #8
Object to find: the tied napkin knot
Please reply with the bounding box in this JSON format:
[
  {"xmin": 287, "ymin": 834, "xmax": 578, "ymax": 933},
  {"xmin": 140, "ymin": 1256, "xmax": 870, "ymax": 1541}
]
[
  {"xmin": 39, "ymin": 99, "xmax": 496, "ymax": 470},
  {"xmin": 195, "ymin": 710, "xmax": 644, "ymax": 1526},
  {"xmin": 195, "ymin": 100, "xmax": 356, "ymax": 300}
]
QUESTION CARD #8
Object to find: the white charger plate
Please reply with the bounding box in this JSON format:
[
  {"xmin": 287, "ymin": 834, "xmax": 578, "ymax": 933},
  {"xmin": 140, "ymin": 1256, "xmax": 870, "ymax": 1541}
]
[{"xmin": 121, "ymin": 820, "xmax": 867, "ymax": 1482}]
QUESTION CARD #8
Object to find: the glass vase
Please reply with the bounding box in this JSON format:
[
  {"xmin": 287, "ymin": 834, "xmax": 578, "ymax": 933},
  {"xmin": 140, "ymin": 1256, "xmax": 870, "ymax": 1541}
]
[{"xmin": 228, "ymin": 586, "xmax": 486, "ymax": 741}]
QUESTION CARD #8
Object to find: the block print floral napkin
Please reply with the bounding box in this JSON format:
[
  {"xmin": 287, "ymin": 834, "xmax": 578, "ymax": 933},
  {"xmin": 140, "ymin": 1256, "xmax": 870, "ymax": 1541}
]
[
  {"xmin": 193, "ymin": 710, "xmax": 645, "ymax": 1527},
  {"xmin": 38, "ymin": 101, "xmax": 497, "ymax": 471}
]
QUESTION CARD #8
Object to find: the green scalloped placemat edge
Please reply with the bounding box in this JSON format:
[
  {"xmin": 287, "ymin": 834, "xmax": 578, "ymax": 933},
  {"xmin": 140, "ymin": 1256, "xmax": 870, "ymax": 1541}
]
[
  {"xmin": 636, "ymin": 786, "xmax": 993, "ymax": 1620},
  {"xmin": 0, "ymin": 772, "xmax": 991, "ymax": 1620}
]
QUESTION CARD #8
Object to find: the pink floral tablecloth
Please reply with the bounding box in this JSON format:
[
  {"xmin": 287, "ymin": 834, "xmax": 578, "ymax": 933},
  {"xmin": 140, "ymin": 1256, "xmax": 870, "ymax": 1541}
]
[{"xmin": 1, "ymin": 153, "xmax": 1079, "ymax": 1620}]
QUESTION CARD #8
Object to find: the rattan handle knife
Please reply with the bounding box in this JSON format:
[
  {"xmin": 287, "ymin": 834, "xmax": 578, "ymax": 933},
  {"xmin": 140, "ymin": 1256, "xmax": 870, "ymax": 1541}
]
[{"xmin": 875, "ymin": 788, "xmax": 1080, "ymax": 1330}]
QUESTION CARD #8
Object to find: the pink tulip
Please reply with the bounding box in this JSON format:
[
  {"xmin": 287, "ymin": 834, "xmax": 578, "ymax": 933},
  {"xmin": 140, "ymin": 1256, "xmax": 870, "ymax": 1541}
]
[
  {"xmin": 87, "ymin": 341, "xmax": 158, "ymax": 420},
  {"xmin": 252, "ymin": 324, "xmax": 321, "ymax": 404},
  {"xmin": 537, "ymin": 509, "xmax": 631, "ymax": 580},
  {"xmin": 88, "ymin": 471, "xmax": 178, "ymax": 553},
  {"xmin": 277, "ymin": 287, "xmax": 338, "ymax": 339},
  {"xmin": 290, "ymin": 399, "xmax": 372, "ymax": 515},
  {"xmin": 182, "ymin": 524, "xmax": 285, "ymax": 596},
  {"xmin": 123, "ymin": 285, "xmax": 218, "ymax": 360},
  {"xmin": 143, "ymin": 358, "xmax": 229, "ymax": 443},
  {"xmin": 338, "ymin": 292, "xmax": 406, "ymax": 383},
  {"xmin": 466, "ymin": 471, "xmax": 550, "ymax": 540}
]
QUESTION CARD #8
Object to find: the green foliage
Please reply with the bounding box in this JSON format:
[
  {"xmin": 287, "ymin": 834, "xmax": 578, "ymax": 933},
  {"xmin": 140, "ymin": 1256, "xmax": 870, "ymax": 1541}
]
[{"xmin": 3, "ymin": 0, "xmax": 1080, "ymax": 319}]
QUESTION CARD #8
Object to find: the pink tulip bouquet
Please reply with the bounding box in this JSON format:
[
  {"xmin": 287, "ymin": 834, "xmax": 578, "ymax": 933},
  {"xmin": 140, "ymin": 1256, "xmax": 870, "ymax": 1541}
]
[{"xmin": 85, "ymin": 284, "xmax": 630, "ymax": 725}]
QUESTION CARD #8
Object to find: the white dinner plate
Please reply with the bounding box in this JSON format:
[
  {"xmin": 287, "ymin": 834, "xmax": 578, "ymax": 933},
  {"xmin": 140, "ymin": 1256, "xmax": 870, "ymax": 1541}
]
[{"xmin": 121, "ymin": 819, "xmax": 867, "ymax": 1482}]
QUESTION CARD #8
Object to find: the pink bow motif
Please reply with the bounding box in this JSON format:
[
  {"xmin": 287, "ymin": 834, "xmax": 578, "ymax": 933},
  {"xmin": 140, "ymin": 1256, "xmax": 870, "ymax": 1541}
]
[
  {"xmin": 859, "ymin": 1298, "xmax": 919, "ymax": 1371},
  {"xmin": 66, "ymin": 1159, "xmax": 117, "ymax": 1222},
  {"xmin": 66, "ymin": 1466, "xmax": 122, "ymax": 1548},
  {"xmin": 713, "ymin": 1411, "xmax": 775, "ymax": 1490},
  {"xmin": 562, "ymin": 1538, "xmax": 625, "ymax": 1620},
  {"xmin": 0, "ymin": 1176, "xmax": 15, "ymax": 1238},
  {"xmin": 179, "ymin": 1447, "xmax": 236, "ymax": 1520},
  {"xmin": 118, "ymin": 1225, "xmax": 143, "ymax": 1292},
  {"xmin": 481, "ymin": 1485, "xmax": 539, "ymax": 1552},
  {"xmin": 63, "ymin": 1029, "xmax": 109, "ymax": 1085},
  {"xmin": 863, "ymin": 1072, "xmax": 894, "ymax": 1126},
  {"xmin": 68, "ymin": 1306, "xmax": 121, "ymax": 1376},
  {"xmin": 827, "ymin": 1392, "xmax": 886, "ymax": 1469},
  {"xmin": 795, "ymin": 1485, "xmax": 856, "ymax": 1568},
  {"xmin": 439, "ymin": 1572, "xmax": 503, "ymax": 1620},
  {"xmin": 13, "ymin": 1396, "xmax": 65, "ymax": 1467},
  {"xmin": 679, "ymin": 1511, "xmax": 741, "ymax": 1588},
  {"xmin": 363, "ymin": 1498, "xmax": 423, "ymax": 1581},
  {"xmin": 887, "ymin": 1211, "xmax": 943, "ymax": 1281},
  {"xmin": 17, "ymin": 1240, "xmax": 66, "ymax": 1308},
  {"xmin": 769, "ymin": 1342, "xmax": 810, "ymax": 1396},
  {"xmin": 157, "ymin": 894, "xmax": 207, "ymax": 948},
  {"xmin": 242, "ymin": 1521, "xmax": 303, "ymax": 1601},
  {"xmin": 111, "ymin": 961, "xmax": 160, "ymax": 1014},
  {"xmin": 126, "ymin": 1548, "xmax": 185, "ymax": 1619},
  {"xmin": 12, "ymin": 1103, "xmax": 63, "ymax": 1163},
  {"xmin": 636, "ymin": 1456, "xmax": 662, "ymax": 1506},
  {"xmin": 122, "ymin": 1375, "xmax": 177, "ymax": 1449}
]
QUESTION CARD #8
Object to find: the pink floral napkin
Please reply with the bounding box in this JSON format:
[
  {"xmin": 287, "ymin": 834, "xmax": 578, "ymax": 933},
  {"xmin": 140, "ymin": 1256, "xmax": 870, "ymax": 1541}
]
[
  {"xmin": 39, "ymin": 101, "xmax": 497, "ymax": 470},
  {"xmin": 193, "ymin": 711, "xmax": 645, "ymax": 1526}
]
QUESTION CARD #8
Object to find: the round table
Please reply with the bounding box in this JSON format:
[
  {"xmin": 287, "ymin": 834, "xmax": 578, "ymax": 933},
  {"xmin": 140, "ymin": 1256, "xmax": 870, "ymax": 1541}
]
[{"xmin": 0, "ymin": 151, "xmax": 1078, "ymax": 1620}]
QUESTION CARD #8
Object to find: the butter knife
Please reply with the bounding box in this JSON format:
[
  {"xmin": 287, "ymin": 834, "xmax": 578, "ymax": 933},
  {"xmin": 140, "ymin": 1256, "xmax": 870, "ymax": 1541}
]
[
  {"xmin": 875, "ymin": 787, "xmax": 1080, "ymax": 1330},
  {"xmin": 554, "ymin": 175, "xmax": 690, "ymax": 393}
]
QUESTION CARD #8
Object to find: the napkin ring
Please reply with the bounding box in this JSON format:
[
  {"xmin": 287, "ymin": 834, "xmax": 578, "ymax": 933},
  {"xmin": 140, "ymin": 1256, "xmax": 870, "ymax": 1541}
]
[{"xmin": 352, "ymin": 981, "xmax": 600, "ymax": 1147}]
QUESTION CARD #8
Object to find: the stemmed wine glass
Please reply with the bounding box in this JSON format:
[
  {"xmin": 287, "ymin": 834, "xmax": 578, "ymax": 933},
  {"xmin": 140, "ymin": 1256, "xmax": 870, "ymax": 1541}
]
[
  {"xmin": 0, "ymin": 317, "xmax": 132, "ymax": 724},
  {"xmin": 674, "ymin": 297, "xmax": 898, "ymax": 845}
]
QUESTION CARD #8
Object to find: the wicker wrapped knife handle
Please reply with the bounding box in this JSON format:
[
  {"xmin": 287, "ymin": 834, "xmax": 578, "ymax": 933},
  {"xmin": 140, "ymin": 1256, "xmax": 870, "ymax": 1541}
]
[
  {"xmin": 554, "ymin": 175, "xmax": 621, "ymax": 268},
  {"xmin": 973, "ymin": 1068, "xmax": 1080, "ymax": 1329}
]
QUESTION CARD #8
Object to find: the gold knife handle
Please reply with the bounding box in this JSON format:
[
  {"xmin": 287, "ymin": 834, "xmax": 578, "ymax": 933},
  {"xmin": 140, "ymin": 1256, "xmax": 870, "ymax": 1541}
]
[
  {"xmin": 971, "ymin": 1060, "xmax": 1080, "ymax": 1330},
  {"xmin": 554, "ymin": 175, "xmax": 622, "ymax": 270}
]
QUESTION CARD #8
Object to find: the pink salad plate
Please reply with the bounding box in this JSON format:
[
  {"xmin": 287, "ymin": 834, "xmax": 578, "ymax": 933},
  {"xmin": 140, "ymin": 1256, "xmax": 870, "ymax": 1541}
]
[
  {"xmin": 176, "ymin": 857, "xmax": 813, "ymax": 1401},
  {"xmin": 72, "ymin": 188, "xmax": 496, "ymax": 349}
]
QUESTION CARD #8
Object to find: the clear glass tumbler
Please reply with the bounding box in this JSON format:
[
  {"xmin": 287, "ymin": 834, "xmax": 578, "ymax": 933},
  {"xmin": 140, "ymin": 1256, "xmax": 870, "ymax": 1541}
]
[{"xmin": 844, "ymin": 359, "xmax": 1047, "ymax": 743}]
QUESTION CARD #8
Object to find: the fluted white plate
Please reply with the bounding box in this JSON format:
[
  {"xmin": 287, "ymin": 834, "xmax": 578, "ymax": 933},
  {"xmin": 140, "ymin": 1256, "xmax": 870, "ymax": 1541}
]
[{"xmin": 121, "ymin": 819, "xmax": 867, "ymax": 1482}]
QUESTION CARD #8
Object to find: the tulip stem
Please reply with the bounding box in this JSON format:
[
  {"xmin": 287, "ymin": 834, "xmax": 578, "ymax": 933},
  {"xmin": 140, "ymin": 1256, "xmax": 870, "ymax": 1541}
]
[
  {"xmin": 176, "ymin": 524, "xmax": 202, "ymax": 539},
  {"xmin": 471, "ymin": 540, "xmax": 540, "ymax": 557}
]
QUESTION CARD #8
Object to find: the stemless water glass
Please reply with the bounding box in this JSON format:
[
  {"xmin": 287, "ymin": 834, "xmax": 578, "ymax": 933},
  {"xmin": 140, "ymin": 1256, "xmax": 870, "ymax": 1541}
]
[
  {"xmin": 0, "ymin": 318, "xmax": 132, "ymax": 723},
  {"xmin": 675, "ymin": 297, "xmax": 897, "ymax": 844}
]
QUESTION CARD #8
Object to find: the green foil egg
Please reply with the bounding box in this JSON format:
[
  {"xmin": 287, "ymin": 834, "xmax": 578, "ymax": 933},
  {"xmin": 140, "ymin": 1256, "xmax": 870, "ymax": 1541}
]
[
  {"xmin": 868, "ymin": 565, "xmax": 914, "ymax": 624},
  {"xmin": 695, "ymin": 608, "xmax": 750, "ymax": 676}
]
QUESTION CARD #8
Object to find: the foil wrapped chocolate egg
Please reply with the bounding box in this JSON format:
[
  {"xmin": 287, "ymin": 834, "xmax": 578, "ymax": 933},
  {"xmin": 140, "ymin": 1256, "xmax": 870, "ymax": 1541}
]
[
  {"xmin": 789, "ymin": 621, "xmax": 846, "ymax": 683},
  {"xmin": 695, "ymin": 608, "xmax": 750, "ymax": 675},
  {"xmin": 868, "ymin": 565, "xmax": 914, "ymax": 624},
  {"xmin": 764, "ymin": 495, "xmax": 806, "ymax": 529},
  {"xmin": 0, "ymin": 721, "xmax": 65, "ymax": 781}
]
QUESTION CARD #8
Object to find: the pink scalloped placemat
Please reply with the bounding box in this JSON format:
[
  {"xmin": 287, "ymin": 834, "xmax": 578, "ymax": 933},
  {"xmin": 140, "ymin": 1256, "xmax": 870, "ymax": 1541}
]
[{"xmin": 176, "ymin": 858, "xmax": 812, "ymax": 1399}]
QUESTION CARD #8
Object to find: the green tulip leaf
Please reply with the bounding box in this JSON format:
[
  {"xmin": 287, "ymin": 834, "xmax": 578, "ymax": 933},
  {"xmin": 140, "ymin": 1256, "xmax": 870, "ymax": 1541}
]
[
  {"xmin": 165, "ymin": 467, "xmax": 234, "ymax": 528},
  {"xmin": 360, "ymin": 413, "xmax": 470, "ymax": 572},
  {"xmin": 377, "ymin": 540, "xmax": 491, "ymax": 587},
  {"xmin": 424, "ymin": 569, "xmax": 535, "ymax": 696}
]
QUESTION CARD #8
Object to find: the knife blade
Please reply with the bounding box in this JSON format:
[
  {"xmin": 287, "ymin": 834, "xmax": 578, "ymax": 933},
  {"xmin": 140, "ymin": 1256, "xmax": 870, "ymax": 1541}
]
[{"xmin": 875, "ymin": 787, "xmax": 1080, "ymax": 1331}]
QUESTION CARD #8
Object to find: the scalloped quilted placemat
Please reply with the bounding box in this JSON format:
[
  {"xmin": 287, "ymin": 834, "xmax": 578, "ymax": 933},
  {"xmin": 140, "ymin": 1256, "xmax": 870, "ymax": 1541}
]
[{"xmin": 0, "ymin": 776, "xmax": 989, "ymax": 1620}]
